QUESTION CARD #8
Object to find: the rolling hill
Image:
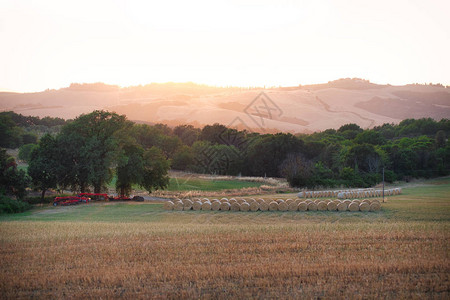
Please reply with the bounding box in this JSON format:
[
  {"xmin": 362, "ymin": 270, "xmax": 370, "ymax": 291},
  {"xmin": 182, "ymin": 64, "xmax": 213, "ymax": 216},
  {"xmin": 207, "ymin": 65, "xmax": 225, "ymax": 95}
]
[{"xmin": 1, "ymin": 79, "xmax": 449, "ymax": 133}]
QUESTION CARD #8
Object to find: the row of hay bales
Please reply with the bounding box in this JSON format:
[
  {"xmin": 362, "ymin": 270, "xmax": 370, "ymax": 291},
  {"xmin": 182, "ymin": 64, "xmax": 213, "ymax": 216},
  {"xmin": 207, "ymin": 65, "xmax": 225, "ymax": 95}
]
[
  {"xmin": 163, "ymin": 197, "xmax": 381, "ymax": 212},
  {"xmin": 298, "ymin": 188, "xmax": 402, "ymax": 199}
]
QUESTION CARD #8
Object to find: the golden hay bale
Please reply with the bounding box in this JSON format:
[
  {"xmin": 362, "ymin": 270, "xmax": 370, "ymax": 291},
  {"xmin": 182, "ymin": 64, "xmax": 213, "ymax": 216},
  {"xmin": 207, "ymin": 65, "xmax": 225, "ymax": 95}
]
[
  {"xmin": 231, "ymin": 202, "xmax": 241, "ymax": 211},
  {"xmin": 229, "ymin": 198, "xmax": 237, "ymax": 204},
  {"xmin": 327, "ymin": 201, "xmax": 337, "ymax": 211},
  {"xmin": 294, "ymin": 199, "xmax": 302, "ymax": 205},
  {"xmin": 201, "ymin": 201, "xmax": 211, "ymax": 211},
  {"xmin": 348, "ymin": 202, "xmax": 359, "ymax": 212},
  {"xmin": 212, "ymin": 199, "xmax": 220, "ymax": 204},
  {"xmin": 317, "ymin": 201, "xmax": 327, "ymax": 211},
  {"xmin": 333, "ymin": 200, "xmax": 341, "ymax": 205},
  {"xmin": 314, "ymin": 199, "xmax": 321, "ymax": 204},
  {"xmin": 259, "ymin": 201, "xmax": 269, "ymax": 211},
  {"xmin": 359, "ymin": 202, "xmax": 370, "ymax": 212},
  {"xmin": 202, "ymin": 198, "xmax": 210, "ymax": 202},
  {"xmin": 174, "ymin": 201, "xmax": 184, "ymax": 211},
  {"xmin": 307, "ymin": 202, "xmax": 318, "ymax": 211},
  {"xmin": 276, "ymin": 199, "xmax": 285, "ymax": 204},
  {"xmin": 362, "ymin": 199, "xmax": 371, "ymax": 204},
  {"xmin": 164, "ymin": 201, "xmax": 174, "ymax": 210},
  {"xmin": 240, "ymin": 202, "xmax": 250, "ymax": 212},
  {"xmin": 370, "ymin": 202, "xmax": 381, "ymax": 212},
  {"xmin": 288, "ymin": 201, "xmax": 298, "ymax": 211},
  {"xmin": 343, "ymin": 200, "xmax": 352, "ymax": 205},
  {"xmin": 352, "ymin": 199, "xmax": 361, "ymax": 205},
  {"xmin": 371, "ymin": 199, "xmax": 381, "ymax": 205},
  {"xmin": 285, "ymin": 199, "xmax": 293, "ymax": 205},
  {"xmin": 192, "ymin": 201, "xmax": 202, "ymax": 211},
  {"xmin": 278, "ymin": 201, "xmax": 288, "ymax": 211},
  {"xmin": 250, "ymin": 201, "xmax": 260, "ymax": 212},
  {"xmin": 220, "ymin": 202, "xmax": 231, "ymax": 211},
  {"xmin": 183, "ymin": 199, "xmax": 193, "ymax": 210},
  {"xmin": 221, "ymin": 198, "xmax": 228, "ymax": 201},
  {"xmin": 305, "ymin": 199, "xmax": 313, "ymax": 204},
  {"xmin": 211, "ymin": 201, "xmax": 221, "ymax": 211},
  {"xmin": 337, "ymin": 202, "xmax": 348, "ymax": 211},
  {"xmin": 248, "ymin": 198, "xmax": 256, "ymax": 203},
  {"xmin": 257, "ymin": 198, "xmax": 266, "ymax": 204},
  {"xmin": 269, "ymin": 201, "xmax": 279, "ymax": 211},
  {"xmin": 237, "ymin": 198, "xmax": 246, "ymax": 204},
  {"xmin": 298, "ymin": 202, "xmax": 308, "ymax": 211}
]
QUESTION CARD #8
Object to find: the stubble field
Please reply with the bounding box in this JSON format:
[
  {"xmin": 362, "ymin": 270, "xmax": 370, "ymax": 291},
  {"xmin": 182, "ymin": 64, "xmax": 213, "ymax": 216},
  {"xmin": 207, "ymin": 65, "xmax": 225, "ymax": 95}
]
[{"xmin": 0, "ymin": 178, "xmax": 449, "ymax": 299}]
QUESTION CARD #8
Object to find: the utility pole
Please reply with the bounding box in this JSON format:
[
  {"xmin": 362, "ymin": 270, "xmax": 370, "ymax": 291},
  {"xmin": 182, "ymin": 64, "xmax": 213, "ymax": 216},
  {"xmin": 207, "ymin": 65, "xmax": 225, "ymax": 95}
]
[{"xmin": 382, "ymin": 167, "xmax": 385, "ymax": 203}]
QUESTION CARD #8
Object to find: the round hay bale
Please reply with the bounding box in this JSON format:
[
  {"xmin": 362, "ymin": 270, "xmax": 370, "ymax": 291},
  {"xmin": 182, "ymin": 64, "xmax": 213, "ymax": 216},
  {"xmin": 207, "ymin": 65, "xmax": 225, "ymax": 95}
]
[
  {"xmin": 229, "ymin": 198, "xmax": 237, "ymax": 204},
  {"xmin": 211, "ymin": 199, "xmax": 220, "ymax": 203},
  {"xmin": 297, "ymin": 191, "xmax": 304, "ymax": 198},
  {"xmin": 164, "ymin": 200, "xmax": 174, "ymax": 210},
  {"xmin": 317, "ymin": 201, "xmax": 327, "ymax": 211},
  {"xmin": 231, "ymin": 202, "xmax": 241, "ymax": 211},
  {"xmin": 278, "ymin": 201, "xmax": 288, "ymax": 211},
  {"xmin": 343, "ymin": 200, "xmax": 352, "ymax": 205},
  {"xmin": 269, "ymin": 201, "xmax": 279, "ymax": 211},
  {"xmin": 359, "ymin": 202, "xmax": 370, "ymax": 212},
  {"xmin": 183, "ymin": 199, "xmax": 193, "ymax": 210},
  {"xmin": 257, "ymin": 198, "xmax": 265, "ymax": 204},
  {"xmin": 174, "ymin": 201, "xmax": 184, "ymax": 211},
  {"xmin": 276, "ymin": 199, "xmax": 285, "ymax": 204},
  {"xmin": 221, "ymin": 198, "xmax": 228, "ymax": 201},
  {"xmin": 371, "ymin": 199, "xmax": 381, "ymax": 205},
  {"xmin": 370, "ymin": 202, "xmax": 381, "ymax": 212},
  {"xmin": 352, "ymin": 199, "xmax": 361, "ymax": 205},
  {"xmin": 202, "ymin": 198, "xmax": 210, "ymax": 202},
  {"xmin": 333, "ymin": 200, "xmax": 341, "ymax": 205},
  {"xmin": 192, "ymin": 201, "xmax": 202, "ymax": 211},
  {"xmin": 220, "ymin": 202, "xmax": 231, "ymax": 211},
  {"xmin": 201, "ymin": 201, "xmax": 211, "ymax": 211},
  {"xmin": 211, "ymin": 201, "xmax": 221, "ymax": 211},
  {"xmin": 348, "ymin": 202, "xmax": 359, "ymax": 212},
  {"xmin": 288, "ymin": 201, "xmax": 298, "ymax": 211},
  {"xmin": 327, "ymin": 201, "xmax": 337, "ymax": 211},
  {"xmin": 259, "ymin": 201, "xmax": 269, "ymax": 211},
  {"xmin": 314, "ymin": 199, "xmax": 321, "ymax": 204},
  {"xmin": 305, "ymin": 199, "xmax": 313, "ymax": 204},
  {"xmin": 362, "ymin": 199, "xmax": 371, "ymax": 204},
  {"xmin": 298, "ymin": 202, "xmax": 308, "ymax": 211},
  {"xmin": 237, "ymin": 198, "xmax": 246, "ymax": 204},
  {"xmin": 307, "ymin": 202, "xmax": 318, "ymax": 211},
  {"xmin": 248, "ymin": 198, "xmax": 256, "ymax": 203},
  {"xmin": 240, "ymin": 202, "xmax": 250, "ymax": 212},
  {"xmin": 337, "ymin": 202, "xmax": 348, "ymax": 211},
  {"xmin": 250, "ymin": 201, "xmax": 259, "ymax": 212},
  {"xmin": 285, "ymin": 199, "xmax": 293, "ymax": 205}
]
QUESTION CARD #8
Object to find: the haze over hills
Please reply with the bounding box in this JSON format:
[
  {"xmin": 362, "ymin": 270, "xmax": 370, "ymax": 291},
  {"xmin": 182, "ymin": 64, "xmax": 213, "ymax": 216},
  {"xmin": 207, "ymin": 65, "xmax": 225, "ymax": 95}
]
[{"xmin": 1, "ymin": 78, "xmax": 449, "ymax": 133}]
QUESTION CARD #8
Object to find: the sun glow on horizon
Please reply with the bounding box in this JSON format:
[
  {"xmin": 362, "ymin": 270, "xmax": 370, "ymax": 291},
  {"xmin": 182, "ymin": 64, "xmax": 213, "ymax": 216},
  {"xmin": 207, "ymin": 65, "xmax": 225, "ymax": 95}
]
[{"xmin": 1, "ymin": 0, "xmax": 449, "ymax": 93}]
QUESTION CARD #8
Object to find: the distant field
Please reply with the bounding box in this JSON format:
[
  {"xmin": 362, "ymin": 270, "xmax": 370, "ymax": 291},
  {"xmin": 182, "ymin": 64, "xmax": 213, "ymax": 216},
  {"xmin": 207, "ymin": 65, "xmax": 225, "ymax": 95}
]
[{"xmin": 0, "ymin": 178, "xmax": 449, "ymax": 298}]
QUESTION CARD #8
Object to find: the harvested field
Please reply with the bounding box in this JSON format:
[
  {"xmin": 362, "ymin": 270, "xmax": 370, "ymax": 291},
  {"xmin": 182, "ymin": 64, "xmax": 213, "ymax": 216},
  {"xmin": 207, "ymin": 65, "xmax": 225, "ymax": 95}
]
[{"xmin": 0, "ymin": 178, "xmax": 449, "ymax": 298}]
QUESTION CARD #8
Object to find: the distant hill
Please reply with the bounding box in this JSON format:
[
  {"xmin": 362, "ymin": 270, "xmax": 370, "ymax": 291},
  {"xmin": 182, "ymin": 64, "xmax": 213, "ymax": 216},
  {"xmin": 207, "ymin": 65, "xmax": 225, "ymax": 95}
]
[{"xmin": 1, "ymin": 79, "xmax": 449, "ymax": 133}]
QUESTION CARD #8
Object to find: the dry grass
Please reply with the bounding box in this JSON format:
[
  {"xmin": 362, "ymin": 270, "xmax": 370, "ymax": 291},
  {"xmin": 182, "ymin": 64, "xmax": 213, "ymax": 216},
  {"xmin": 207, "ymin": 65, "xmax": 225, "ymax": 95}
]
[
  {"xmin": 1, "ymin": 178, "xmax": 449, "ymax": 299},
  {"xmin": 0, "ymin": 221, "xmax": 448, "ymax": 299}
]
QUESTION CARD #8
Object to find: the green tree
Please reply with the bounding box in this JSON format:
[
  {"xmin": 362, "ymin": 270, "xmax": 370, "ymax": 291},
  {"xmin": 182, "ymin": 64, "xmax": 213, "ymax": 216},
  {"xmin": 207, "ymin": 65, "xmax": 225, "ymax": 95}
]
[
  {"xmin": 18, "ymin": 144, "xmax": 38, "ymax": 163},
  {"xmin": 0, "ymin": 149, "xmax": 29, "ymax": 199},
  {"xmin": 28, "ymin": 135, "xmax": 59, "ymax": 200}
]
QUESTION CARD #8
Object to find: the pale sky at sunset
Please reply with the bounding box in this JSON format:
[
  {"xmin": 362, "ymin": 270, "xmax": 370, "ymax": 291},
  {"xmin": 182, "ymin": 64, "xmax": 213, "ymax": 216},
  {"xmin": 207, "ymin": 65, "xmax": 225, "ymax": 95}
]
[{"xmin": 1, "ymin": 0, "xmax": 449, "ymax": 92}]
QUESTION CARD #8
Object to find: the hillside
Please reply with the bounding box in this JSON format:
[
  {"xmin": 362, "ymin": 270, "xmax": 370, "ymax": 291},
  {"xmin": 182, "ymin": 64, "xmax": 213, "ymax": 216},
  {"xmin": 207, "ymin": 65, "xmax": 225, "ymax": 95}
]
[{"xmin": 1, "ymin": 79, "xmax": 449, "ymax": 133}]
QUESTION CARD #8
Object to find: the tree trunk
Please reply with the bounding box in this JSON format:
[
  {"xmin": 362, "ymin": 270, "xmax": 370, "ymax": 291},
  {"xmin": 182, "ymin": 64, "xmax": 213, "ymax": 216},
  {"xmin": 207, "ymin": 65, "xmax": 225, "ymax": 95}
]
[{"xmin": 41, "ymin": 189, "xmax": 47, "ymax": 201}]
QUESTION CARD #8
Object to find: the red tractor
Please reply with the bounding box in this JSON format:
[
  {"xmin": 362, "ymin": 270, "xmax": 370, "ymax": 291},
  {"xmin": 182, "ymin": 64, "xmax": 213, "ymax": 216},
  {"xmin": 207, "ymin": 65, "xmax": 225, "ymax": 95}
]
[
  {"xmin": 78, "ymin": 193, "xmax": 109, "ymax": 201},
  {"xmin": 53, "ymin": 196, "xmax": 90, "ymax": 206}
]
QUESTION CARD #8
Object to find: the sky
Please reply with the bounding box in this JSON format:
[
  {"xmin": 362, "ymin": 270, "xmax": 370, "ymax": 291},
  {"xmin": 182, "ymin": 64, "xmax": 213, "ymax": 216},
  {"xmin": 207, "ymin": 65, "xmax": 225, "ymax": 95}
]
[{"xmin": 0, "ymin": 0, "xmax": 449, "ymax": 92}]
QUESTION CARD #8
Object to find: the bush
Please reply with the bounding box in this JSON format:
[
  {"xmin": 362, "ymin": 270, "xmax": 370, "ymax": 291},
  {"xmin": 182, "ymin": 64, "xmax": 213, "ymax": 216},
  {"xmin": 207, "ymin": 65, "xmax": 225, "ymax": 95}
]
[{"xmin": 0, "ymin": 195, "xmax": 32, "ymax": 214}]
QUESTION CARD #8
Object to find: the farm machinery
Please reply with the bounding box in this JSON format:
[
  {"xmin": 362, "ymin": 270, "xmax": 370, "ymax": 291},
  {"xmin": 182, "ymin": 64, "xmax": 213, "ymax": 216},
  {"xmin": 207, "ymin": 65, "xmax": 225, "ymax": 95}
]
[{"xmin": 53, "ymin": 193, "xmax": 144, "ymax": 206}]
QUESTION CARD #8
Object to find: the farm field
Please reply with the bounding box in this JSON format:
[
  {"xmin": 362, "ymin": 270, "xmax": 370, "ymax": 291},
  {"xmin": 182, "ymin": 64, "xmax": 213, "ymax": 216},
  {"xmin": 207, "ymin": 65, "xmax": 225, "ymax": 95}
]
[{"xmin": 0, "ymin": 178, "xmax": 449, "ymax": 298}]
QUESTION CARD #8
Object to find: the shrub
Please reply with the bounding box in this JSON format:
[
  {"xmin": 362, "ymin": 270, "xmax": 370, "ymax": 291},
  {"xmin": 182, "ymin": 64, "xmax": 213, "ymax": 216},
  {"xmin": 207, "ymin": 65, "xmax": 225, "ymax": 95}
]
[{"xmin": 0, "ymin": 195, "xmax": 32, "ymax": 214}]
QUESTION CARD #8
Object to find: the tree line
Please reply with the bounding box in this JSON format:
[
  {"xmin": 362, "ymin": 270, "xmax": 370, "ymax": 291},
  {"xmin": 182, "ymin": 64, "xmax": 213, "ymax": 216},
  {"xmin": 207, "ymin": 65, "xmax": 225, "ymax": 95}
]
[{"xmin": 1, "ymin": 111, "xmax": 449, "ymax": 207}]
